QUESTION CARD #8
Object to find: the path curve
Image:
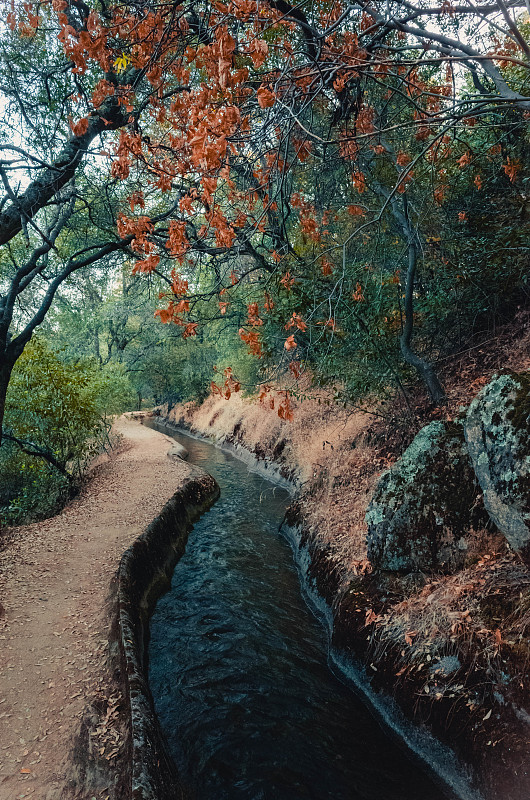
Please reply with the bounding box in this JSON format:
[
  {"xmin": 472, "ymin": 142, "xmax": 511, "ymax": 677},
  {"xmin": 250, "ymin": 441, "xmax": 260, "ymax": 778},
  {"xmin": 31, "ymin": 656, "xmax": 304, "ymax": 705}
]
[{"xmin": 0, "ymin": 416, "xmax": 196, "ymax": 800}]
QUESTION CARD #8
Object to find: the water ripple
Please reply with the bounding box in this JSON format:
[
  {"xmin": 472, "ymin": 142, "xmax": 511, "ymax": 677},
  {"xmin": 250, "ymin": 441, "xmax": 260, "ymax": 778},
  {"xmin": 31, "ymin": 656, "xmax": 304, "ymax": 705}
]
[{"xmin": 148, "ymin": 426, "xmax": 448, "ymax": 800}]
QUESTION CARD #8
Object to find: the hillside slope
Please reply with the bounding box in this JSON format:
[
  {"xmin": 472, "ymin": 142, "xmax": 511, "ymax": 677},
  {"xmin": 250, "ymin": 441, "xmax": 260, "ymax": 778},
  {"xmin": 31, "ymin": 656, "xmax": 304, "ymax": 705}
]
[{"xmin": 160, "ymin": 310, "xmax": 530, "ymax": 800}]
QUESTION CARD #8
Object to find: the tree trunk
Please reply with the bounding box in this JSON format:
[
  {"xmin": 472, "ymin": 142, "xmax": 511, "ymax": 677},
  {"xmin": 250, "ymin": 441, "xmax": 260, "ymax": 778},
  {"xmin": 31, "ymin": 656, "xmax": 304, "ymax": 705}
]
[
  {"xmin": 401, "ymin": 236, "xmax": 446, "ymax": 406},
  {"xmin": 400, "ymin": 334, "xmax": 446, "ymax": 405},
  {"xmin": 0, "ymin": 358, "xmax": 14, "ymax": 447}
]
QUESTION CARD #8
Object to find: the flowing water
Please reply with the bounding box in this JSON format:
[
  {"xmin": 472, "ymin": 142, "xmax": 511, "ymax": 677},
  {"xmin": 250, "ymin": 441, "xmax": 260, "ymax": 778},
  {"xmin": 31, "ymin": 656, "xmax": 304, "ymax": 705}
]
[{"xmin": 147, "ymin": 424, "xmax": 449, "ymax": 800}]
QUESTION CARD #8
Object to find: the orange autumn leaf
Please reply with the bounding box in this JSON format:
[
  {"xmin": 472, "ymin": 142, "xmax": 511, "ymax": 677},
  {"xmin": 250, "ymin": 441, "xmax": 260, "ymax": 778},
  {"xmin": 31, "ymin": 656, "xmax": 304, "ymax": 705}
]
[
  {"xmin": 433, "ymin": 185, "xmax": 447, "ymax": 206},
  {"xmin": 171, "ymin": 270, "xmax": 188, "ymax": 297},
  {"xmin": 352, "ymin": 282, "xmax": 364, "ymax": 302},
  {"xmin": 239, "ymin": 327, "xmax": 263, "ymax": 356},
  {"xmin": 284, "ymin": 334, "xmax": 297, "ymax": 350},
  {"xmin": 132, "ymin": 254, "xmax": 160, "ymax": 274},
  {"xmin": 258, "ymin": 384, "xmax": 271, "ymax": 403},
  {"xmin": 247, "ymin": 38, "xmax": 268, "ymax": 68},
  {"xmin": 247, "ymin": 302, "xmax": 263, "ymax": 326},
  {"xmin": 155, "ymin": 307, "xmax": 173, "ymax": 324},
  {"xmin": 182, "ymin": 321, "xmax": 198, "ymax": 338},
  {"xmin": 347, "ymin": 204, "xmax": 365, "ymax": 217},
  {"xmin": 280, "ymin": 271, "xmax": 294, "ymax": 291},
  {"xmin": 288, "ymin": 360, "xmax": 302, "ymax": 378},
  {"xmin": 364, "ymin": 608, "xmax": 381, "ymax": 626},
  {"xmin": 69, "ymin": 117, "xmax": 89, "ymax": 137},
  {"xmin": 351, "ymin": 170, "xmax": 366, "ymax": 193},
  {"xmin": 264, "ymin": 291, "xmax": 275, "ymax": 311},
  {"xmin": 285, "ymin": 312, "xmax": 307, "ymax": 332},
  {"xmin": 277, "ymin": 391, "xmax": 294, "ymax": 421},
  {"xmin": 503, "ymin": 157, "xmax": 520, "ymax": 183},
  {"xmin": 128, "ymin": 190, "xmax": 145, "ymax": 212},
  {"xmin": 457, "ymin": 151, "xmax": 472, "ymax": 168},
  {"xmin": 257, "ymin": 86, "xmax": 275, "ymax": 108},
  {"xmin": 396, "ymin": 150, "xmax": 411, "ymax": 166}
]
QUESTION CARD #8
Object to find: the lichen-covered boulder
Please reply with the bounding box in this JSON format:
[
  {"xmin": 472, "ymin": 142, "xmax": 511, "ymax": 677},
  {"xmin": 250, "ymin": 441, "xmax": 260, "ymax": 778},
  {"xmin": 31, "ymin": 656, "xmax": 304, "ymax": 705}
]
[
  {"xmin": 366, "ymin": 421, "xmax": 489, "ymax": 573},
  {"xmin": 464, "ymin": 372, "xmax": 530, "ymax": 563}
]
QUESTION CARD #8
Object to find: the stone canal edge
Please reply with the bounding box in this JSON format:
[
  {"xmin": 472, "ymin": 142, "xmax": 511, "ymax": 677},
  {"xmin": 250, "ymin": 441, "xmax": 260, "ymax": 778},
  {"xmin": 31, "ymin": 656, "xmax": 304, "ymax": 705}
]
[{"xmin": 0, "ymin": 415, "xmax": 218, "ymax": 800}]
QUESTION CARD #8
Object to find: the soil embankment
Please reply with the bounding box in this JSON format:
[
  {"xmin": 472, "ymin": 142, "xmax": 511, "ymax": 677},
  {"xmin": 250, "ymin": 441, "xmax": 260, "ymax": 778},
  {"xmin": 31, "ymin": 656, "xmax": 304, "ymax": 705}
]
[
  {"xmin": 0, "ymin": 416, "xmax": 214, "ymax": 800},
  {"xmin": 160, "ymin": 323, "xmax": 530, "ymax": 800}
]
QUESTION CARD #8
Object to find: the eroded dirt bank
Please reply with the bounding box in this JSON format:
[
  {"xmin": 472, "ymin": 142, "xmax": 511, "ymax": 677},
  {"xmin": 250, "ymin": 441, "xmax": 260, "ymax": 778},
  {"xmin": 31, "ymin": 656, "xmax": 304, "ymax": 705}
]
[
  {"xmin": 0, "ymin": 416, "xmax": 215, "ymax": 800},
  {"xmin": 159, "ymin": 324, "xmax": 530, "ymax": 800}
]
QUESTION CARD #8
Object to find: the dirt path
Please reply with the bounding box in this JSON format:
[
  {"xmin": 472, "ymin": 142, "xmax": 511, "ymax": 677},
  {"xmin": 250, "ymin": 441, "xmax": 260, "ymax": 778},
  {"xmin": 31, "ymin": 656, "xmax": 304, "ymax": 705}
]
[{"xmin": 0, "ymin": 417, "xmax": 195, "ymax": 800}]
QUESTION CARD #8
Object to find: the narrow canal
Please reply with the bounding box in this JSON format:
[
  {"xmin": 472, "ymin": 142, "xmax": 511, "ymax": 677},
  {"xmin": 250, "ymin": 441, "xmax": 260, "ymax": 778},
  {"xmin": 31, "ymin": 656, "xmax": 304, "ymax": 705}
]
[{"xmin": 147, "ymin": 423, "xmax": 449, "ymax": 800}]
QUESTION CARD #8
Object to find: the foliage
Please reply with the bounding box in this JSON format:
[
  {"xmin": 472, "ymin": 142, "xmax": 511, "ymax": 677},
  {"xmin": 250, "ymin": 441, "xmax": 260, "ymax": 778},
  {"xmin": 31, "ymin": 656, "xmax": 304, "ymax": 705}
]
[
  {"xmin": 0, "ymin": 437, "xmax": 69, "ymax": 525},
  {"xmin": 0, "ymin": 338, "xmax": 132, "ymax": 523},
  {"xmin": 0, "ymin": 0, "xmax": 528, "ymax": 484}
]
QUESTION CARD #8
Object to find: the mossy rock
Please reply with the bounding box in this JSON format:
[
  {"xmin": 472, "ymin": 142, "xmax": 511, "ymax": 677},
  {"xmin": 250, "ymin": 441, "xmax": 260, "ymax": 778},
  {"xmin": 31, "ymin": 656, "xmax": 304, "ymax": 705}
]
[
  {"xmin": 366, "ymin": 421, "xmax": 490, "ymax": 573},
  {"xmin": 464, "ymin": 372, "xmax": 530, "ymax": 559}
]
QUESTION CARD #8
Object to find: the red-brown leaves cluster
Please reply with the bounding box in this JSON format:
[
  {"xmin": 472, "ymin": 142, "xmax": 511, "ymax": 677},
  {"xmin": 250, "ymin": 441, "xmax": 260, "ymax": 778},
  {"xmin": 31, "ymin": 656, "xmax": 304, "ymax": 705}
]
[
  {"xmin": 155, "ymin": 270, "xmax": 192, "ymax": 331},
  {"xmin": 352, "ymin": 283, "xmax": 364, "ymax": 302},
  {"xmin": 246, "ymin": 302, "xmax": 263, "ymax": 327},
  {"xmin": 211, "ymin": 367, "xmax": 241, "ymax": 399},
  {"xmin": 133, "ymin": 254, "xmax": 159, "ymax": 274},
  {"xmin": 57, "ymin": 7, "xmax": 110, "ymax": 73},
  {"xmin": 285, "ymin": 313, "xmax": 307, "ymax": 332},
  {"xmin": 117, "ymin": 214, "xmax": 152, "ymax": 249},
  {"xmin": 280, "ymin": 272, "xmax": 295, "ymax": 291},
  {"xmin": 503, "ymin": 157, "xmax": 520, "ymax": 183},
  {"xmin": 257, "ymin": 85, "xmax": 275, "ymax": 108},
  {"xmin": 277, "ymin": 391, "xmax": 294, "ymax": 421},
  {"xmin": 288, "ymin": 360, "xmax": 302, "ymax": 378},
  {"xmin": 92, "ymin": 78, "xmax": 115, "ymax": 108},
  {"xmin": 347, "ymin": 204, "xmax": 365, "ymax": 217},
  {"xmin": 257, "ymin": 386, "xmax": 294, "ymax": 422},
  {"xmin": 170, "ymin": 270, "xmax": 188, "ymax": 297},
  {"xmin": 351, "ymin": 171, "xmax": 366, "ymax": 193},
  {"xmin": 155, "ymin": 297, "xmax": 188, "ymax": 324},
  {"xmin": 239, "ymin": 328, "xmax": 263, "ymax": 357},
  {"xmin": 69, "ymin": 117, "xmax": 89, "ymax": 137},
  {"xmin": 166, "ymin": 220, "xmax": 189, "ymax": 261}
]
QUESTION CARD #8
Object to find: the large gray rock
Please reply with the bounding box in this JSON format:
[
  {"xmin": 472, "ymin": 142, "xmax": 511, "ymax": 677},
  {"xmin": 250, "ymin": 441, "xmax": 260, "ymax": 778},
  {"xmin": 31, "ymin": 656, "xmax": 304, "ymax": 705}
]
[
  {"xmin": 366, "ymin": 421, "xmax": 489, "ymax": 572},
  {"xmin": 464, "ymin": 372, "xmax": 530, "ymax": 561}
]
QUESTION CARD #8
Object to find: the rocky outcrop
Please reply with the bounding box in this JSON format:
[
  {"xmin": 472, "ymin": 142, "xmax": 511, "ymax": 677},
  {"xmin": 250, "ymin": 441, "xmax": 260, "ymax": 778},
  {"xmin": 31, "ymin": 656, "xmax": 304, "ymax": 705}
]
[
  {"xmin": 367, "ymin": 372, "xmax": 530, "ymax": 574},
  {"xmin": 464, "ymin": 373, "xmax": 530, "ymax": 563},
  {"xmin": 366, "ymin": 421, "xmax": 490, "ymax": 572}
]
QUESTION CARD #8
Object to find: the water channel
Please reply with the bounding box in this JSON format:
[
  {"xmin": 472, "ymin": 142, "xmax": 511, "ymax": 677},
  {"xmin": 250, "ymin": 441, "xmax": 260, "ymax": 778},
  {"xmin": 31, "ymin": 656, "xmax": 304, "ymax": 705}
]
[{"xmin": 147, "ymin": 423, "xmax": 450, "ymax": 800}]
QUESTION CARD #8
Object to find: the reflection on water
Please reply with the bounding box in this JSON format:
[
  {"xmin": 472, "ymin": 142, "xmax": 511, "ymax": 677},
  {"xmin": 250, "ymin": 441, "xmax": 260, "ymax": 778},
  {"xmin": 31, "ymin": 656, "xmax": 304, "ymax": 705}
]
[{"xmin": 147, "ymin": 424, "xmax": 448, "ymax": 800}]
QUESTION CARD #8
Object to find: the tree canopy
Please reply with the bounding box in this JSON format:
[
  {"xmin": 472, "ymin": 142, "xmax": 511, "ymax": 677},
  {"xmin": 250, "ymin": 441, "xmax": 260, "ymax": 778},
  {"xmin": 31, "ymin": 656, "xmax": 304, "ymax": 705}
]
[{"xmin": 1, "ymin": 0, "xmax": 529, "ymax": 438}]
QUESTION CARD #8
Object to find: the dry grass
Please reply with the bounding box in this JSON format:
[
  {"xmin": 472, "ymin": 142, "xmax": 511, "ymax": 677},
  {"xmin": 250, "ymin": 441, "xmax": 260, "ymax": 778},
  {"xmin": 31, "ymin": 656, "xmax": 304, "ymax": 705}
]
[
  {"xmin": 369, "ymin": 551, "xmax": 529, "ymax": 696},
  {"xmin": 169, "ymin": 387, "xmax": 381, "ymax": 584}
]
